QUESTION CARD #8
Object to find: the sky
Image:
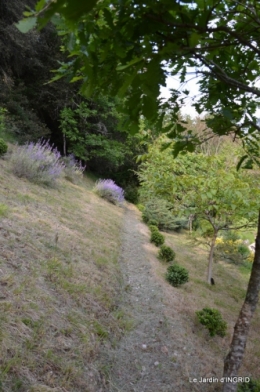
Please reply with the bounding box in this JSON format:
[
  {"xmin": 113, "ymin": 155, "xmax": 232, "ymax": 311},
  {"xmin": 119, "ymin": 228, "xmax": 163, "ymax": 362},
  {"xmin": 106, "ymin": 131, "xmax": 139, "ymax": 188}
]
[
  {"xmin": 160, "ymin": 71, "xmax": 202, "ymax": 118},
  {"xmin": 161, "ymin": 71, "xmax": 260, "ymax": 119}
]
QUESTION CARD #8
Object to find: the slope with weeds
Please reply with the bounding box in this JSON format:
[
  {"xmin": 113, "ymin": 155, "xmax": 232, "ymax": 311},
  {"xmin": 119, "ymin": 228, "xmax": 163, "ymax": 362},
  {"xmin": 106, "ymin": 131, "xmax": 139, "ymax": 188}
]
[
  {"xmin": 105, "ymin": 206, "xmax": 260, "ymax": 391},
  {"xmin": 0, "ymin": 157, "xmax": 124, "ymax": 392}
]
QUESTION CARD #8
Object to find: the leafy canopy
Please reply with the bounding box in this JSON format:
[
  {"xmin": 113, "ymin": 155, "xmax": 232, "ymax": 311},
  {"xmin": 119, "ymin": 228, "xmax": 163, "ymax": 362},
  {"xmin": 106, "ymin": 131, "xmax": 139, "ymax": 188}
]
[
  {"xmin": 138, "ymin": 137, "xmax": 260, "ymax": 232},
  {"xmin": 17, "ymin": 0, "xmax": 260, "ymax": 162}
]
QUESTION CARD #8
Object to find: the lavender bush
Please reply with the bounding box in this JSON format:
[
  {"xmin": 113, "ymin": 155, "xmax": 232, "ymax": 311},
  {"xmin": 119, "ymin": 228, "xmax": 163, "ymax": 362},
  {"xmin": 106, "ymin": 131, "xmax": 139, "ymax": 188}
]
[
  {"xmin": 62, "ymin": 154, "xmax": 86, "ymax": 184},
  {"xmin": 94, "ymin": 179, "xmax": 125, "ymax": 205},
  {"xmin": 10, "ymin": 139, "xmax": 65, "ymax": 187}
]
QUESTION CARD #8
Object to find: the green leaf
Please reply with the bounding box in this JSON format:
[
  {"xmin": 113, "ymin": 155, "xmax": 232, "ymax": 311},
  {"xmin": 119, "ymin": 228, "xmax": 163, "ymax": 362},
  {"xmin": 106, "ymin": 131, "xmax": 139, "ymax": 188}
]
[
  {"xmin": 70, "ymin": 76, "xmax": 84, "ymax": 83},
  {"xmin": 189, "ymin": 32, "xmax": 200, "ymax": 47},
  {"xmin": 116, "ymin": 57, "xmax": 143, "ymax": 71},
  {"xmin": 62, "ymin": 0, "xmax": 99, "ymax": 21},
  {"xmin": 142, "ymin": 95, "xmax": 157, "ymax": 120},
  {"xmin": 35, "ymin": 0, "xmax": 46, "ymax": 12},
  {"xmin": 15, "ymin": 17, "xmax": 37, "ymax": 33},
  {"xmin": 236, "ymin": 155, "xmax": 248, "ymax": 171},
  {"xmin": 23, "ymin": 11, "xmax": 34, "ymax": 17}
]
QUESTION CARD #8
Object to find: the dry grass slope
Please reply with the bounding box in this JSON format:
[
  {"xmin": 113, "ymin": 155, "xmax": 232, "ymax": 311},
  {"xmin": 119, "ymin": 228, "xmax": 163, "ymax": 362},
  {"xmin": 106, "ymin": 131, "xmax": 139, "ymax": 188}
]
[
  {"xmin": 160, "ymin": 230, "xmax": 260, "ymax": 380},
  {"xmin": 0, "ymin": 157, "xmax": 125, "ymax": 392}
]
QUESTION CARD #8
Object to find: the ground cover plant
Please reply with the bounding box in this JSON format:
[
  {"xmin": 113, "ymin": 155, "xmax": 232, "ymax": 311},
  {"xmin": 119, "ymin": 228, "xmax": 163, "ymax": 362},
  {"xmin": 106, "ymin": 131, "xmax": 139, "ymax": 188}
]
[
  {"xmin": 10, "ymin": 139, "xmax": 65, "ymax": 187},
  {"xmin": 94, "ymin": 179, "xmax": 125, "ymax": 205},
  {"xmin": 0, "ymin": 155, "xmax": 125, "ymax": 391}
]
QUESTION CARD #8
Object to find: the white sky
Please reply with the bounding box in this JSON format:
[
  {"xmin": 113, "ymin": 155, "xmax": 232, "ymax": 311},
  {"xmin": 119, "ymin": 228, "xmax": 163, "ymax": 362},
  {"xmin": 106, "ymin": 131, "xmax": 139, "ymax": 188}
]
[
  {"xmin": 161, "ymin": 72, "xmax": 260, "ymax": 119},
  {"xmin": 160, "ymin": 70, "xmax": 201, "ymax": 118}
]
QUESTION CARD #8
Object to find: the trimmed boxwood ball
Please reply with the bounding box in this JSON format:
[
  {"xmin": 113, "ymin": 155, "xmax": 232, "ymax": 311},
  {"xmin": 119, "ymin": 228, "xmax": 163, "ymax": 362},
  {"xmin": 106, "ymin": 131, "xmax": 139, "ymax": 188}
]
[
  {"xmin": 150, "ymin": 230, "xmax": 165, "ymax": 247},
  {"xmin": 196, "ymin": 308, "xmax": 227, "ymax": 337},
  {"xmin": 0, "ymin": 138, "xmax": 8, "ymax": 156},
  {"xmin": 166, "ymin": 264, "xmax": 189, "ymax": 286},
  {"xmin": 158, "ymin": 245, "xmax": 175, "ymax": 262}
]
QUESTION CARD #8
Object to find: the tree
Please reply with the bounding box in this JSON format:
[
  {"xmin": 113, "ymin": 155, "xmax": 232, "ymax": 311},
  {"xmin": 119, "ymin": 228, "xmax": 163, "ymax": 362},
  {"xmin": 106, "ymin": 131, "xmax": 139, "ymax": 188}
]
[
  {"xmin": 138, "ymin": 138, "xmax": 259, "ymax": 283},
  {"xmin": 17, "ymin": 1, "xmax": 260, "ymax": 390},
  {"xmin": 17, "ymin": 0, "xmax": 260, "ymax": 164}
]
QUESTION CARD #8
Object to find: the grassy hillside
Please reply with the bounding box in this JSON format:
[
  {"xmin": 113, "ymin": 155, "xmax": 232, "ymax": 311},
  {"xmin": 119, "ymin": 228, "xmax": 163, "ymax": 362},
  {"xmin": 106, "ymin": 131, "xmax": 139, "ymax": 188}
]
[
  {"xmin": 0, "ymin": 154, "xmax": 126, "ymax": 392},
  {"xmin": 0, "ymin": 146, "xmax": 259, "ymax": 391},
  {"xmin": 152, "ymin": 230, "xmax": 260, "ymax": 380}
]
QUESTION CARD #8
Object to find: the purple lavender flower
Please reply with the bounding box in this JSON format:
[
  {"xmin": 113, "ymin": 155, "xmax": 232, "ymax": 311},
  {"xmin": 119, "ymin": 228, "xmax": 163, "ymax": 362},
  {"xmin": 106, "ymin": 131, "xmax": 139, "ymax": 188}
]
[
  {"xmin": 11, "ymin": 139, "xmax": 65, "ymax": 187},
  {"xmin": 94, "ymin": 179, "xmax": 125, "ymax": 205}
]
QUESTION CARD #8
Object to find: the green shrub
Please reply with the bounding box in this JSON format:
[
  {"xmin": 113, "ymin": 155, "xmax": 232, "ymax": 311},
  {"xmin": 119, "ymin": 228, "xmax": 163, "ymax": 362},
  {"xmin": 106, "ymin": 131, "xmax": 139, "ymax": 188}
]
[
  {"xmin": 158, "ymin": 245, "xmax": 175, "ymax": 262},
  {"xmin": 142, "ymin": 198, "xmax": 187, "ymax": 231},
  {"xmin": 238, "ymin": 379, "xmax": 260, "ymax": 392},
  {"xmin": 148, "ymin": 219, "xmax": 159, "ymax": 227},
  {"xmin": 237, "ymin": 243, "xmax": 251, "ymax": 259},
  {"xmin": 196, "ymin": 308, "xmax": 227, "ymax": 337},
  {"xmin": 214, "ymin": 238, "xmax": 251, "ymax": 265},
  {"xmin": 149, "ymin": 224, "xmax": 159, "ymax": 233},
  {"xmin": 0, "ymin": 138, "xmax": 8, "ymax": 156},
  {"xmin": 136, "ymin": 203, "xmax": 145, "ymax": 212},
  {"xmin": 150, "ymin": 230, "xmax": 165, "ymax": 246},
  {"xmin": 166, "ymin": 264, "xmax": 189, "ymax": 286},
  {"xmin": 124, "ymin": 185, "xmax": 139, "ymax": 204}
]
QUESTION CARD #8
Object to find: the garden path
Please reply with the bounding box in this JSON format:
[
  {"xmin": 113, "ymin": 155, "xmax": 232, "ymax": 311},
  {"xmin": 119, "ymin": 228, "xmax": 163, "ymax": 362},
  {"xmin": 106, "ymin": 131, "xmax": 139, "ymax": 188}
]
[{"xmin": 105, "ymin": 203, "xmax": 219, "ymax": 392}]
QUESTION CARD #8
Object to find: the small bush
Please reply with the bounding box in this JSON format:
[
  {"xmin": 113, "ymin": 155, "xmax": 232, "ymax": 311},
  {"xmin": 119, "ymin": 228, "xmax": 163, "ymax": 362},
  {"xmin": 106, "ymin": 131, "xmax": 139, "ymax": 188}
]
[
  {"xmin": 0, "ymin": 138, "xmax": 8, "ymax": 156},
  {"xmin": 238, "ymin": 379, "xmax": 260, "ymax": 392},
  {"xmin": 10, "ymin": 139, "xmax": 64, "ymax": 187},
  {"xmin": 215, "ymin": 237, "xmax": 251, "ymax": 264},
  {"xmin": 94, "ymin": 179, "xmax": 124, "ymax": 205},
  {"xmin": 62, "ymin": 154, "xmax": 86, "ymax": 184},
  {"xmin": 124, "ymin": 185, "xmax": 139, "ymax": 204},
  {"xmin": 142, "ymin": 198, "xmax": 188, "ymax": 231},
  {"xmin": 166, "ymin": 264, "xmax": 189, "ymax": 287},
  {"xmin": 136, "ymin": 203, "xmax": 145, "ymax": 212},
  {"xmin": 149, "ymin": 224, "xmax": 159, "ymax": 233},
  {"xmin": 150, "ymin": 230, "xmax": 165, "ymax": 246},
  {"xmin": 148, "ymin": 219, "xmax": 158, "ymax": 227},
  {"xmin": 158, "ymin": 245, "xmax": 175, "ymax": 262},
  {"xmin": 196, "ymin": 308, "xmax": 227, "ymax": 337}
]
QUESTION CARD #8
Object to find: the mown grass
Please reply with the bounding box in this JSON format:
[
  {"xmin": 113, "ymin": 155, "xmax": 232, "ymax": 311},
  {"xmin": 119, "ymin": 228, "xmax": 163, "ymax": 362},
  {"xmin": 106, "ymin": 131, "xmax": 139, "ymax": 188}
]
[
  {"xmin": 161, "ymin": 230, "xmax": 260, "ymax": 379},
  {"xmin": 0, "ymin": 156, "xmax": 126, "ymax": 391}
]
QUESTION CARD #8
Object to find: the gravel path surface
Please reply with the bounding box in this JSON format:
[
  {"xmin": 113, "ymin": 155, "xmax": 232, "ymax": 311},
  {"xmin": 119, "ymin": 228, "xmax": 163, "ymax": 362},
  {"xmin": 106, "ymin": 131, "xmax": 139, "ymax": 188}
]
[{"xmin": 106, "ymin": 204, "xmax": 220, "ymax": 392}]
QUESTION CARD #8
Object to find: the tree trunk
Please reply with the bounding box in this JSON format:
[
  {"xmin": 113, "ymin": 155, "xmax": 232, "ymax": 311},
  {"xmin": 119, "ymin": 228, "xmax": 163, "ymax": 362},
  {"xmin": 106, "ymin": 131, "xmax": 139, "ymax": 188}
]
[
  {"xmin": 207, "ymin": 231, "xmax": 217, "ymax": 284},
  {"xmin": 63, "ymin": 133, "xmax": 67, "ymax": 156},
  {"xmin": 188, "ymin": 214, "xmax": 194, "ymax": 232},
  {"xmin": 222, "ymin": 211, "xmax": 260, "ymax": 392}
]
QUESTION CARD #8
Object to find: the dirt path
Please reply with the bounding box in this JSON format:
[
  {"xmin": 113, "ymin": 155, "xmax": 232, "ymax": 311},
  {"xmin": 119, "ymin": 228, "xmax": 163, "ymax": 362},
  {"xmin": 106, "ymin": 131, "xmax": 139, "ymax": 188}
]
[{"xmin": 106, "ymin": 204, "xmax": 219, "ymax": 392}]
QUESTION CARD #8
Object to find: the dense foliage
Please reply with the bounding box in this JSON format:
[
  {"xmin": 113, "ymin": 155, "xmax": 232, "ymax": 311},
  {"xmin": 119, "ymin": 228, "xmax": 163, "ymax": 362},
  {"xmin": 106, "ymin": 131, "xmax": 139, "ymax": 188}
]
[
  {"xmin": 150, "ymin": 230, "xmax": 165, "ymax": 247},
  {"xmin": 196, "ymin": 308, "xmax": 227, "ymax": 337},
  {"xmin": 0, "ymin": 138, "xmax": 8, "ymax": 156},
  {"xmin": 138, "ymin": 137, "xmax": 260, "ymax": 283},
  {"xmin": 237, "ymin": 379, "xmax": 260, "ymax": 392},
  {"xmin": 18, "ymin": 0, "xmax": 260, "ymax": 169},
  {"xmin": 158, "ymin": 245, "xmax": 175, "ymax": 263},
  {"xmin": 165, "ymin": 264, "xmax": 189, "ymax": 287}
]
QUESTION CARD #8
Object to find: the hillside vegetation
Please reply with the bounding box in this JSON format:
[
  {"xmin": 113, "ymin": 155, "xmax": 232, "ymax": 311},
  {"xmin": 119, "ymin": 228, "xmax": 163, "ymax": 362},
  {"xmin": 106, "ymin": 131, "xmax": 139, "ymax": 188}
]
[
  {"xmin": 0, "ymin": 152, "xmax": 125, "ymax": 392},
  {"xmin": 0, "ymin": 147, "xmax": 260, "ymax": 391}
]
